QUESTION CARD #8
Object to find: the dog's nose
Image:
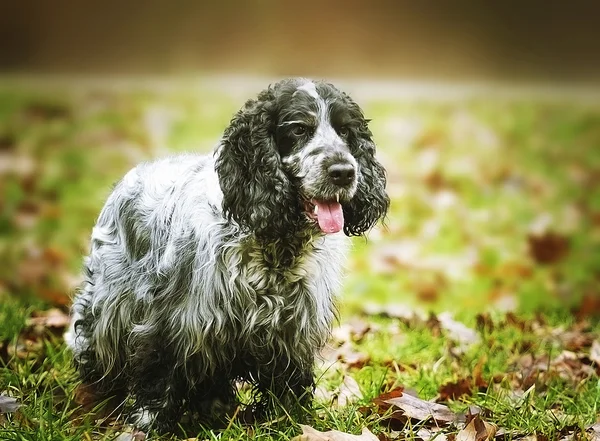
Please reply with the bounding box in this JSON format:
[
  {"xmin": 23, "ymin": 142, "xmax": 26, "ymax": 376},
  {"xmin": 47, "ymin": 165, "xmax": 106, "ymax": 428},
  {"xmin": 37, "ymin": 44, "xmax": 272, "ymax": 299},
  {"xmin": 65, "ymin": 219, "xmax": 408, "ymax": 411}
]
[{"xmin": 328, "ymin": 163, "xmax": 355, "ymax": 187}]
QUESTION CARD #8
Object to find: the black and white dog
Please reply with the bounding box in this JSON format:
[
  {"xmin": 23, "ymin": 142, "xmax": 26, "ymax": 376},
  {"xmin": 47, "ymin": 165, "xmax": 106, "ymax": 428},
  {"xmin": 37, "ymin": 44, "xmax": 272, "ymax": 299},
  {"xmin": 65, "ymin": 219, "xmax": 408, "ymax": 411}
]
[{"xmin": 66, "ymin": 78, "xmax": 389, "ymax": 431}]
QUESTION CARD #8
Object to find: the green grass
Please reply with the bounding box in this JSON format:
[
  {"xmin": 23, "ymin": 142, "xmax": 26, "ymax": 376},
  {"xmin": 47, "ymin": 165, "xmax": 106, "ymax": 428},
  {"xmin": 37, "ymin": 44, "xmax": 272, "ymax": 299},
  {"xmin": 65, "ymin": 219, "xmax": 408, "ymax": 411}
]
[{"xmin": 1, "ymin": 79, "xmax": 599, "ymax": 440}]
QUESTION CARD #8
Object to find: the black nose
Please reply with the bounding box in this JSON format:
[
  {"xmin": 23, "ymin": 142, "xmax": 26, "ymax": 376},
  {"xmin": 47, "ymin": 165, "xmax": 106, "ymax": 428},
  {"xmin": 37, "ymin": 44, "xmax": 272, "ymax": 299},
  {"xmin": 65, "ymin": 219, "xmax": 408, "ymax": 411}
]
[{"xmin": 328, "ymin": 163, "xmax": 355, "ymax": 186}]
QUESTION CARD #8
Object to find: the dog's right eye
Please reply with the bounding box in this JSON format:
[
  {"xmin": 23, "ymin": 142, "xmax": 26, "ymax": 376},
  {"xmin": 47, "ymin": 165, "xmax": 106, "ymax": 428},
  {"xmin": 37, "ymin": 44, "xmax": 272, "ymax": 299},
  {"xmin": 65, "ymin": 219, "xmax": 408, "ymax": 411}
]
[{"xmin": 290, "ymin": 125, "xmax": 308, "ymax": 137}]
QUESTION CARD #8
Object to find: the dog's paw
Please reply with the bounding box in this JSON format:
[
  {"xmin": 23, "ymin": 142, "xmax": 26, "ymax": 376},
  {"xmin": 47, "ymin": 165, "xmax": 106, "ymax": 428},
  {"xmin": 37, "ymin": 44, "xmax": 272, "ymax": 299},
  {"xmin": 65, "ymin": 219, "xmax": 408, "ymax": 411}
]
[{"xmin": 129, "ymin": 407, "xmax": 159, "ymax": 431}]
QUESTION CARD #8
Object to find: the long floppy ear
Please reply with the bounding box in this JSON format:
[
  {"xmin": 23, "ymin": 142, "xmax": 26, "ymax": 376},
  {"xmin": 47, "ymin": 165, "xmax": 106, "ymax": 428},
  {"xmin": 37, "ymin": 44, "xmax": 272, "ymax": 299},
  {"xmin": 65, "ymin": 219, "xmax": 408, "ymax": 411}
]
[
  {"xmin": 215, "ymin": 88, "xmax": 301, "ymax": 241},
  {"xmin": 343, "ymin": 119, "xmax": 390, "ymax": 236}
]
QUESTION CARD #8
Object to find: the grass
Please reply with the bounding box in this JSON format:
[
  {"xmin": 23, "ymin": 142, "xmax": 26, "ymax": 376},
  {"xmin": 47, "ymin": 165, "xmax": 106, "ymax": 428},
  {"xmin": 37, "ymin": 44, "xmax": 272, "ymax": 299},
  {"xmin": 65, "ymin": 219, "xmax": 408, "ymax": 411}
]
[{"xmin": 0, "ymin": 78, "xmax": 599, "ymax": 440}]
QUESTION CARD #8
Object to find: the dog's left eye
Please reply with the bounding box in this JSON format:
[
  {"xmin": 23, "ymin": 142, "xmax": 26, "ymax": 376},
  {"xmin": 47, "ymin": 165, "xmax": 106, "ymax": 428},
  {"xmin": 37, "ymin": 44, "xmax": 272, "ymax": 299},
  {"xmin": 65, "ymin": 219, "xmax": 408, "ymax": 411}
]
[
  {"xmin": 290, "ymin": 125, "xmax": 308, "ymax": 137},
  {"xmin": 338, "ymin": 126, "xmax": 350, "ymax": 137}
]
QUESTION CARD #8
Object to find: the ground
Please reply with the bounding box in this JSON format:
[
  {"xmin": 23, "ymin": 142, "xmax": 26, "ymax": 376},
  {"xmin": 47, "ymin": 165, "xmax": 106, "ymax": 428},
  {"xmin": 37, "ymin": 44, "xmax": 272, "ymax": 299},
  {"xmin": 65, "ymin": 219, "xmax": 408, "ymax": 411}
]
[{"xmin": 0, "ymin": 78, "xmax": 599, "ymax": 440}]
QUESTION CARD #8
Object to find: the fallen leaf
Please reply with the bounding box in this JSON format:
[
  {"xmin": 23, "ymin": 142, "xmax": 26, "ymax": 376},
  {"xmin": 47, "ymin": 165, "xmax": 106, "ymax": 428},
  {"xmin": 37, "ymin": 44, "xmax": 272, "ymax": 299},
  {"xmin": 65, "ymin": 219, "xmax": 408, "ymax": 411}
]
[
  {"xmin": 338, "ymin": 375, "xmax": 363, "ymax": 407},
  {"xmin": 314, "ymin": 384, "xmax": 335, "ymax": 404},
  {"xmin": 0, "ymin": 395, "xmax": 20, "ymax": 413},
  {"xmin": 114, "ymin": 430, "xmax": 146, "ymax": 441},
  {"xmin": 424, "ymin": 170, "xmax": 452, "ymax": 192},
  {"xmin": 320, "ymin": 342, "xmax": 370, "ymax": 370},
  {"xmin": 292, "ymin": 425, "xmax": 379, "ymax": 441},
  {"xmin": 413, "ymin": 278, "xmax": 444, "ymax": 303},
  {"xmin": 383, "ymin": 392, "xmax": 464, "ymax": 425},
  {"xmin": 439, "ymin": 378, "xmax": 473, "ymax": 402},
  {"xmin": 560, "ymin": 330, "xmax": 595, "ymax": 351},
  {"xmin": 586, "ymin": 422, "xmax": 600, "ymax": 441},
  {"xmin": 551, "ymin": 350, "xmax": 597, "ymax": 383},
  {"xmin": 527, "ymin": 231, "xmax": 570, "ymax": 265},
  {"xmin": 437, "ymin": 312, "xmax": 480, "ymax": 348},
  {"xmin": 372, "ymin": 387, "xmax": 404, "ymax": 410},
  {"xmin": 331, "ymin": 319, "xmax": 372, "ymax": 344},
  {"xmin": 415, "ymin": 427, "xmax": 448, "ymax": 441},
  {"xmin": 74, "ymin": 383, "xmax": 101, "ymax": 409},
  {"xmin": 456, "ymin": 413, "xmax": 497, "ymax": 441}
]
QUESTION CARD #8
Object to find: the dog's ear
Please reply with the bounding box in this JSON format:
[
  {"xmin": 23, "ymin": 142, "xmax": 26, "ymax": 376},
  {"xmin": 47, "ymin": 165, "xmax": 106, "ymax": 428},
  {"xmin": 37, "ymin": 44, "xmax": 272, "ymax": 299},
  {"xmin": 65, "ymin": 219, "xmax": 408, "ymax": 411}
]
[
  {"xmin": 343, "ymin": 119, "xmax": 390, "ymax": 236},
  {"xmin": 215, "ymin": 88, "xmax": 300, "ymax": 241}
]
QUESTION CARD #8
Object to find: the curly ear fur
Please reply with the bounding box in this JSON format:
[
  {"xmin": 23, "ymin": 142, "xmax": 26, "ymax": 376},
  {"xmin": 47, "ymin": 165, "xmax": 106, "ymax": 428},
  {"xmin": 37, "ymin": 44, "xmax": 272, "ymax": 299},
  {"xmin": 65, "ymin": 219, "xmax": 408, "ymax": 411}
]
[
  {"xmin": 215, "ymin": 88, "xmax": 302, "ymax": 241},
  {"xmin": 343, "ymin": 118, "xmax": 390, "ymax": 236}
]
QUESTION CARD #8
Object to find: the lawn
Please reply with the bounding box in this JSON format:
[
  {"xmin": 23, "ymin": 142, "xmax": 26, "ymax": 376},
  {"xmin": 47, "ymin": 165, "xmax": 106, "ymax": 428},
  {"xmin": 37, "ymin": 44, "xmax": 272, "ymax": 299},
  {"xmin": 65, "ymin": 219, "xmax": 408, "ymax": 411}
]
[{"xmin": 0, "ymin": 78, "xmax": 599, "ymax": 440}]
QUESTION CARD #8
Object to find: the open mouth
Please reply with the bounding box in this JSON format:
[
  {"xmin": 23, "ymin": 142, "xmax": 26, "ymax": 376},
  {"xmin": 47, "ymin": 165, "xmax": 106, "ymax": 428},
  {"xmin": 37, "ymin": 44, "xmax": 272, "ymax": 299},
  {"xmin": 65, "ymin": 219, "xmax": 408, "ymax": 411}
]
[{"xmin": 303, "ymin": 195, "xmax": 344, "ymax": 234}]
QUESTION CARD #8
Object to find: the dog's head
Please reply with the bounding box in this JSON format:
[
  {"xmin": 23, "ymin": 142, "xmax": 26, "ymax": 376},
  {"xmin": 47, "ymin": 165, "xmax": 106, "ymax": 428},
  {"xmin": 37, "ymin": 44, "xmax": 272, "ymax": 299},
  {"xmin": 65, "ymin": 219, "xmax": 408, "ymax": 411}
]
[{"xmin": 215, "ymin": 78, "xmax": 389, "ymax": 241}]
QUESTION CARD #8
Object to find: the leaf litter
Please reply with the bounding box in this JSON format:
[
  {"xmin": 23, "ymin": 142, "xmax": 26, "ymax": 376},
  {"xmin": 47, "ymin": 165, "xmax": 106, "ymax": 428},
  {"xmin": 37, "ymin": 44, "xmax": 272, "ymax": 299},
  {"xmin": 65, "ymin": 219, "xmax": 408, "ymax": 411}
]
[{"xmin": 1, "ymin": 85, "xmax": 600, "ymax": 440}]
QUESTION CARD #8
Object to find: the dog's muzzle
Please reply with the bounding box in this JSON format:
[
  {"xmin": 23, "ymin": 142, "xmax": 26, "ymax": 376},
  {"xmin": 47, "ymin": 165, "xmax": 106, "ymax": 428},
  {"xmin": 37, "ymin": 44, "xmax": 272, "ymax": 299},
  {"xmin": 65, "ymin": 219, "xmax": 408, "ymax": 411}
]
[{"xmin": 304, "ymin": 158, "xmax": 357, "ymax": 235}]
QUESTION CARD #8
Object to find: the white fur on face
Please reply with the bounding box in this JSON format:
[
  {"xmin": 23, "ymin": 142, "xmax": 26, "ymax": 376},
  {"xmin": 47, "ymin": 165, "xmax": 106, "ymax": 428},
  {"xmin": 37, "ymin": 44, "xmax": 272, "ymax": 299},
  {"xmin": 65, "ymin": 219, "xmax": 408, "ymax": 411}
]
[
  {"xmin": 282, "ymin": 83, "xmax": 359, "ymax": 201},
  {"xmin": 296, "ymin": 81, "xmax": 320, "ymax": 100}
]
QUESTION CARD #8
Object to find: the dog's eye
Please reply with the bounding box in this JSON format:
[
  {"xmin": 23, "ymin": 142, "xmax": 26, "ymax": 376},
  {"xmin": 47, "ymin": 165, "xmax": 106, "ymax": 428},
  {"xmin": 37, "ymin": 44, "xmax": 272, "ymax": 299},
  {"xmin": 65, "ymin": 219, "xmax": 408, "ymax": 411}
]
[
  {"xmin": 290, "ymin": 125, "xmax": 308, "ymax": 137},
  {"xmin": 338, "ymin": 126, "xmax": 350, "ymax": 137}
]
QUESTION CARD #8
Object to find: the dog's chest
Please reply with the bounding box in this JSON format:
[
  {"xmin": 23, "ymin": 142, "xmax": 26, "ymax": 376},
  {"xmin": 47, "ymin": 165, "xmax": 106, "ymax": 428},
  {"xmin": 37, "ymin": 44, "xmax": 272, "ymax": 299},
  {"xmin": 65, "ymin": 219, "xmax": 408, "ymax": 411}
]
[{"xmin": 223, "ymin": 235, "xmax": 347, "ymax": 339}]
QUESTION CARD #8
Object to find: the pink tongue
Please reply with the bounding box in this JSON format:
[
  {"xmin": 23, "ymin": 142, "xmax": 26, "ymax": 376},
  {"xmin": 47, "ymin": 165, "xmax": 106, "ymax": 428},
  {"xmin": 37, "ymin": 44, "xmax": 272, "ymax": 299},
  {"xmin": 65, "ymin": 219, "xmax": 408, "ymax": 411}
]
[{"xmin": 315, "ymin": 201, "xmax": 344, "ymax": 234}]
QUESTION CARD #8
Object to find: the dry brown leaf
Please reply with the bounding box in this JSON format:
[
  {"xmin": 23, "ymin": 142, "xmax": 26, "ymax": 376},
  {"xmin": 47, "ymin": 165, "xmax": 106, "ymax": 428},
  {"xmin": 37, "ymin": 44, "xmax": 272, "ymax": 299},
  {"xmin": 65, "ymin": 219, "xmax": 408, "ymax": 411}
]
[
  {"xmin": 74, "ymin": 383, "xmax": 102, "ymax": 409},
  {"xmin": 527, "ymin": 231, "xmax": 570, "ymax": 265},
  {"xmin": 456, "ymin": 414, "xmax": 497, "ymax": 441},
  {"xmin": 439, "ymin": 378, "xmax": 473, "ymax": 402},
  {"xmin": 292, "ymin": 425, "xmax": 378, "ymax": 441},
  {"xmin": 560, "ymin": 330, "xmax": 595, "ymax": 351},
  {"xmin": 383, "ymin": 392, "xmax": 464, "ymax": 425},
  {"xmin": 373, "ymin": 387, "xmax": 404, "ymax": 404},
  {"xmin": 551, "ymin": 350, "xmax": 597, "ymax": 382}
]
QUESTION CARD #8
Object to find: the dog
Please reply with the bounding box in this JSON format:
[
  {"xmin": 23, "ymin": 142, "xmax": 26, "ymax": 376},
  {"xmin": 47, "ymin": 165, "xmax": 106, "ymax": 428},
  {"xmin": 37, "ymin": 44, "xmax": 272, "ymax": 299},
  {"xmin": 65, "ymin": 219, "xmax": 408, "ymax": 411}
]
[{"xmin": 65, "ymin": 78, "xmax": 389, "ymax": 431}]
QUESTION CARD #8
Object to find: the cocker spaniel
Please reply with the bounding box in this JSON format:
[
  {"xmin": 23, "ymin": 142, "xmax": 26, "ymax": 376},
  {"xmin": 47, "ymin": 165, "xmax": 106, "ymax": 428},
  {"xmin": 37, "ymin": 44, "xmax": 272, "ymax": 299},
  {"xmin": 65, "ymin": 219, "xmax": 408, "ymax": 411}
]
[{"xmin": 66, "ymin": 78, "xmax": 389, "ymax": 431}]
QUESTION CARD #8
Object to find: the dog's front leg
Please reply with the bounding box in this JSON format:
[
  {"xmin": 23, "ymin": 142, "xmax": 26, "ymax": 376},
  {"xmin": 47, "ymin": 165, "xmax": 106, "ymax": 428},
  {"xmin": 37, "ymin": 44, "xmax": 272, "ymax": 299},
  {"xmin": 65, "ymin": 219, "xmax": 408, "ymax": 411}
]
[
  {"xmin": 128, "ymin": 345, "xmax": 186, "ymax": 432},
  {"xmin": 254, "ymin": 358, "xmax": 315, "ymax": 419}
]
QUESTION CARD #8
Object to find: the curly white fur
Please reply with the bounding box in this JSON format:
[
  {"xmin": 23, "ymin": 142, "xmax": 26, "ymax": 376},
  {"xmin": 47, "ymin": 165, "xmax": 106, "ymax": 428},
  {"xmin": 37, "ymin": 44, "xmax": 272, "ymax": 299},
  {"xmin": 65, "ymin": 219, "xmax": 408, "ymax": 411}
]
[{"xmin": 65, "ymin": 78, "xmax": 388, "ymax": 432}]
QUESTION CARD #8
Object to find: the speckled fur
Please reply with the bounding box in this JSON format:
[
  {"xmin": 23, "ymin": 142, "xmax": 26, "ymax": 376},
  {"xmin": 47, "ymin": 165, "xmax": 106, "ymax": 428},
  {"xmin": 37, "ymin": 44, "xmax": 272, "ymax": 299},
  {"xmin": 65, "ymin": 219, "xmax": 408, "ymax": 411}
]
[{"xmin": 65, "ymin": 78, "xmax": 389, "ymax": 431}]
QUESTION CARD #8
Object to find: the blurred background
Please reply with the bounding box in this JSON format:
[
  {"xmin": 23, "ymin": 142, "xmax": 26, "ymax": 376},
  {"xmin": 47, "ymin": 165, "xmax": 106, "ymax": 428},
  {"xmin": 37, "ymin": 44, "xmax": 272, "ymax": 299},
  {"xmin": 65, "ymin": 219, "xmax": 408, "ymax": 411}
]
[
  {"xmin": 1, "ymin": 1, "xmax": 599, "ymax": 316},
  {"xmin": 2, "ymin": 1, "xmax": 600, "ymax": 81}
]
